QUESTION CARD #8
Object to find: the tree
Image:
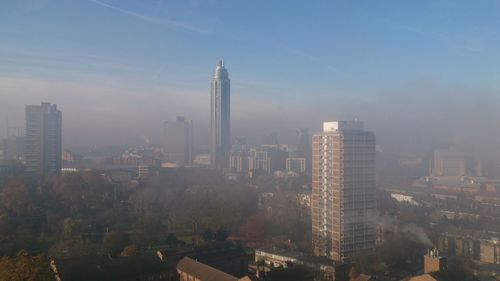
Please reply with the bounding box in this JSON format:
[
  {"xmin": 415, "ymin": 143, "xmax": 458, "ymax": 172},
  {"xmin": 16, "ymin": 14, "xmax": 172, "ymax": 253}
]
[
  {"xmin": 202, "ymin": 228, "xmax": 214, "ymax": 241},
  {"xmin": 62, "ymin": 218, "xmax": 81, "ymax": 238},
  {"xmin": 48, "ymin": 239, "xmax": 95, "ymax": 259},
  {"xmin": 165, "ymin": 233, "xmax": 184, "ymax": 245},
  {"xmin": 52, "ymin": 174, "xmax": 89, "ymax": 209},
  {"xmin": 239, "ymin": 212, "xmax": 268, "ymax": 240},
  {"xmin": 215, "ymin": 227, "xmax": 228, "ymax": 241},
  {"xmin": 120, "ymin": 245, "xmax": 138, "ymax": 257},
  {"xmin": 103, "ymin": 231, "xmax": 130, "ymax": 257},
  {"xmin": 0, "ymin": 250, "xmax": 53, "ymax": 281},
  {"xmin": 0, "ymin": 178, "xmax": 35, "ymax": 216}
]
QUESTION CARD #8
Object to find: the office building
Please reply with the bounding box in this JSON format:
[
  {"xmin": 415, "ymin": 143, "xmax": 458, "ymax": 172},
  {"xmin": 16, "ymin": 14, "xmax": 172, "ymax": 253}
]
[
  {"xmin": 210, "ymin": 60, "xmax": 231, "ymax": 169},
  {"xmin": 163, "ymin": 116, "xmax": 193, "ymax": 166},
  {"xmin": 25, "ymin": 103, "xmax": 62, "ymax": 179},
  {"xmin": 311, "ymin": 121, "xmax": 376, "ymax": 262}
]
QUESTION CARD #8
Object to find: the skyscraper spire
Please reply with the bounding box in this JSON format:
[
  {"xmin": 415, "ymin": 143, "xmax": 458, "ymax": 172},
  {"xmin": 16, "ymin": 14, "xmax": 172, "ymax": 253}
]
[{"xmin": 210, "ymin": 59, "xmax": 231, "ymax": 169}]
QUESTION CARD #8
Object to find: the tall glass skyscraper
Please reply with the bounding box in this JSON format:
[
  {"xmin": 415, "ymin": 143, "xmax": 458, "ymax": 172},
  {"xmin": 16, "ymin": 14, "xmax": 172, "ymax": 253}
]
[{"xmin": 210, "ymin": 60, "xmax": 231, "ymax": 169}]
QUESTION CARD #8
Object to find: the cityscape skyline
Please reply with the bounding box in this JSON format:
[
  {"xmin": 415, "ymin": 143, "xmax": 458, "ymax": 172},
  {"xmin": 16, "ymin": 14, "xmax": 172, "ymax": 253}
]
[
  {"xmin": 1, "ymin": 2, "xmax": 500, "ymax": 280},
  {"xmin": 1, "ymin": 1, "xmax": 500, "ymax": 159}
]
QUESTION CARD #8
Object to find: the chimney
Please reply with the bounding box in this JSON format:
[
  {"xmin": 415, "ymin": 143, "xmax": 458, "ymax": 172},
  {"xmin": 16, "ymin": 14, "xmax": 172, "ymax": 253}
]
[{"xmin": 424, "ymin": 248, "xmax": 447, "ymax": 274}]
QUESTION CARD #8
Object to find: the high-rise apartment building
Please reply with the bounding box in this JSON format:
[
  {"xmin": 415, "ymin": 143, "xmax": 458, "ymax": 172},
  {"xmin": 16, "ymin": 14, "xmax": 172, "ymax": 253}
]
[
  {"xmin": 286, "ymin": 157, "xmax": 306, "ymax": 174},
  {"xmin": 25, "ymin": 103, "xmax": 62, "ymax": 179},
  {"xmin": 248, "ymin": 149, "xmax": 270, "ymax": 173},
  {"xmin": 297, "ymin": 128, "xmax": 311, "ymax": 174},
  {"xmin": 210, "ymin": 60, "xmax": 231, "ymax": 169},
  {"xmin": 311, "ymin": 121, "xmax": 376, "ymax": 262},
  {"xmin": 163, "ymin": 116, "xmax": 194, "ymax": 166}
]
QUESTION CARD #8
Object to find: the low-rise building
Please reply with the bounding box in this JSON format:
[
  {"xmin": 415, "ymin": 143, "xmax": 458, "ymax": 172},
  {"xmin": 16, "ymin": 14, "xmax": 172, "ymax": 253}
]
[
  {"xmin": 177, "ymin": 257, "xmax": 251, "ymax": 281},
  {"xmin": 255, "ymin": 248, "xmax": 338, "ymax": 280}
]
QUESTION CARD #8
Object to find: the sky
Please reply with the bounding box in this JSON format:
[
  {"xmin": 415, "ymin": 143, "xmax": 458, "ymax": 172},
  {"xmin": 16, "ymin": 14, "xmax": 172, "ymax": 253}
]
[{"xmin": 1, "ymin": 0, "xmax": 500, "ymax": 155}]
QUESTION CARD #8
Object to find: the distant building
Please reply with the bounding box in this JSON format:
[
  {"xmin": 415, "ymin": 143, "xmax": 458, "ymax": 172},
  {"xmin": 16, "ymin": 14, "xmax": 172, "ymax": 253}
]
[
  {"xmin": 229, "ymin": 150, "xmax": 249, "ymax": 173},
  {"xmin": 1, "ymin": 135, "xmax": 25, "ymax": 162},
  {"xmin": 194, "ymin": 154, "xmax": 211, "ymax": 166},
  {"xmin": 25, "ymin": 102, "xmax": 62, "ymax": 179},
  {"xmin": 249, "ymin": 149, "xmax": 270, "ymax": 173},
  {"xmin": 163, "ymin": 116, "xmax": 194, "ymax": 166},
  {"xmin": 424, "ymin": 249, "xmax": 447, "ymax": 274},
  {"xmin": 138, "ymin": 164, "xmax": 149, "ymax": 179},
  {"xmin": 431, "ymin": 147, "xmax": 466, "ymax": 177},
  {"xmin": 210, "ymin": 60, "xmax": 231, "ymax": 169},
  {"xmin": 254, "ymin": 248, "xmax": 338, "ymax": 281},
  {"xmin": 407, "ymin": 250, "xmax": 448, "ymax": 281},
  {"xmin": 61, "ymin": 167, "xmax": 78, "ymax": 174},
  {"xmin": 260, "ymin": 145, "xmax": 287, "ymax": 172},
  {"xmin": 177, "ymin": 257, "xmax": 251, "ymax": 281},
  {"xmin": 286, "ymin": 157, "xmax": 306, "ymax": 174},
  {"xmin": 296, "ymin": 128, "xmax": 311, "ymax": 174},
  {"xmin": 479, "ymin": 239, "xmax": 500, "ymax": 264},
  {"xmin": 312, "ymin": 121, "xmax": 376, "ymax": 262},
  {"xmin": 438, "ymin": 233, "xmax": 499, "ymax": 264},
  {"xmin": 51, "ymin": 242, "xmax": 248, "ymax": 281}
]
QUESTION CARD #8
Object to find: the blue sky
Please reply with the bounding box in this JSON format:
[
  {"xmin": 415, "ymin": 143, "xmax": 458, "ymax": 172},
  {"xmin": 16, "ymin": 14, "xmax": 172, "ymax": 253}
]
[{"xmin": 1, "ymin": 0, "xmax": 500, "ymax": 148}]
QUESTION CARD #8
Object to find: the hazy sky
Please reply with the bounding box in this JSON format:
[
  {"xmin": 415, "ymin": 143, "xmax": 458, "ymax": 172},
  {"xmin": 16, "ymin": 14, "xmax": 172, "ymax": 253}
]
[{"xmin": 1, "ymin": 0, "xmax": 500, "ymax": 154}]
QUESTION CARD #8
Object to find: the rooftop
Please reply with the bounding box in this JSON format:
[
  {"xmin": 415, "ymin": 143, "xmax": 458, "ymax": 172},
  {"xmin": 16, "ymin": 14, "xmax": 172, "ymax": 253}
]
[{"xmin": 177, "ymin": 257, "xmax": 245, "ymax": 281}]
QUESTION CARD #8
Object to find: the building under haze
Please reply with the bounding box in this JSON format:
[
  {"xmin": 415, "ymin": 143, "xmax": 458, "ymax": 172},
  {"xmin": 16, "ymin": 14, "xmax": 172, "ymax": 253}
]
[
  {"xmin": 1, "ymin": 134, "xmax": 25, "ymax": 163},
  {"xmin": 25, "ymin": 102, "xmax": 62, "ymax": 180},
  {"xmin": 311, "ymin": 121, "xmax": 376, "ymax": 262},
  {"xmin": 297, "ymin": 128, "xmax": 311, "ymax": 173},
  {"xmin": 210, "ymin": 60, "xmax": 231, "ymax": 169},
  {"xmin": 163, "ymin": 116, "xmax": 194, "ymax": 166},
  {"xmin": 431, "ymin": 147, "xmax": 467, "ymax": 177}
]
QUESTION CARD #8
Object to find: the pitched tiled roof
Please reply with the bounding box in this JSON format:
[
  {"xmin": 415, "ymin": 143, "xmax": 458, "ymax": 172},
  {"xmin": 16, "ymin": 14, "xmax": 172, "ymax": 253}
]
[
  {"xmin": 177, "ymin": 257, "xmax": 240, "ymax": 281},
  {"xmin": 408, "ymin": 273, "xmax": 441, "ymax": 281}
]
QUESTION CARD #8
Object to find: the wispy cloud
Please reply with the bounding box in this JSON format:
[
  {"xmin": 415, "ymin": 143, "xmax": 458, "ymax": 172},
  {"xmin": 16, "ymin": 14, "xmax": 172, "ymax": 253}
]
[
  {"xmin": 380, "ymin": 17, "xmax": 483, "ymax": 53},
  {"xmin": 88, "ymin": 0, "xmax": 210, "ymax": 34}
]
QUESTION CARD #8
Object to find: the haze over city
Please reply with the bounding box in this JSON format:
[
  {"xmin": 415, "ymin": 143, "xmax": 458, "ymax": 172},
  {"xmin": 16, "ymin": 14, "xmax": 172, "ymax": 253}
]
[
  {"xmin": 1, "ymin": 1, "xmax": 500, "ymax": 281},
  {"xmin": 2, "ymin": 0, "xmax": 500, "ymax": 156}
]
